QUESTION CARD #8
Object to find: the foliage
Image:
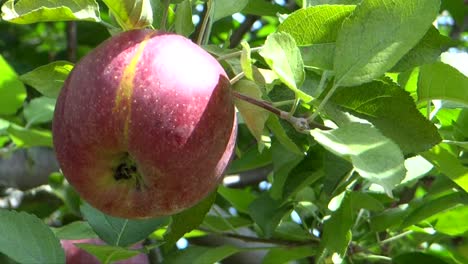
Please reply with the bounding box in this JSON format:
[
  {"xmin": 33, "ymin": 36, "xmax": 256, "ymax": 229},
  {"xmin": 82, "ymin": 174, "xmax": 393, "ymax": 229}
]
[{"xmin": 0, "ymin": 0, "xmax": 467, "ymax": 263}]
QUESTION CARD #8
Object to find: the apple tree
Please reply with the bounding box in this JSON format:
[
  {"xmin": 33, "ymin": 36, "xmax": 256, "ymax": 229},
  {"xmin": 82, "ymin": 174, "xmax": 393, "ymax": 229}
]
[{"xmin": 0, "ymin": 0, "xmax": 467, "ymax": 263}]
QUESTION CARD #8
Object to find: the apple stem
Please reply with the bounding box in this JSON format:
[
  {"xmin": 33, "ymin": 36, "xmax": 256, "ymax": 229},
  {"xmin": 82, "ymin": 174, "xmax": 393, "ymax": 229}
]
[{"xmin": 232, "ymin": 90, "xmax": 332, "ymax": 131}]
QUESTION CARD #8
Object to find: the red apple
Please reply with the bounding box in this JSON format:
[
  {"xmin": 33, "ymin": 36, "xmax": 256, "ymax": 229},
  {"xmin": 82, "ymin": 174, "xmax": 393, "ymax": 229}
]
[
  {"xmin": 52, "ymin": 29, "xmax": 236, "ymax": 218},
  {"xmin": 60, "ymin": 239, "xmax": 149, "ymax": 264}
]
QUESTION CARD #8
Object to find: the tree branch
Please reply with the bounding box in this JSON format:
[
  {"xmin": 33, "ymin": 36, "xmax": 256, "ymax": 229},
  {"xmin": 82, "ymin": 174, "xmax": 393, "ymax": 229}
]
[{"xmin": 229, "ymin": 15, "xmax": 260, "ymax": 48}]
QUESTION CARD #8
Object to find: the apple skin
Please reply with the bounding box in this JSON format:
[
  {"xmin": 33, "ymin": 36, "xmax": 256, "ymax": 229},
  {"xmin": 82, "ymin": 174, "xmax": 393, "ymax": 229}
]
[
  {"xmin": 52, "ymin": 29, "xmax": 236, "ymax": 218},
  {"xmin": 60, "ymin": 239, "xmax": 149, "ymax": 264}
]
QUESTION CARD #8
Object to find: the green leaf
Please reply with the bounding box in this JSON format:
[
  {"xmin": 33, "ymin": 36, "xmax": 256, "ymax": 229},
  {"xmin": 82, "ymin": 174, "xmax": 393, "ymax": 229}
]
[
  {"xmin": 102, "ymin": 0, "xmax": 152, "ymax": 30},
  {"xmin": 20, "ymin": 61, "xmax": 73, "ymax": 98},
  {"xmin": 174, "ymin": 0, "xmax": 194, "ymax": 37},
  {"xmin": 370, "ymin": 207, "xmax": 407, "ymax": 232},
  {"xmin": 391, "ymin": 26, "xmax": 451, "ymax": 72},
  {"xmin": 270, "ymin": 140, "xmax": 304, "ymax": 200},
  {"xmin": 422, "ymin": 144, "xmax": 468, "ymax": 192},
  {"xmin": 1, "ymin": 0, "xmax": 100, "ymax": 23},
  {"xmin": 301, "ymin": 43, "xmax": 335, "ymax": 70},
  {"xmin": 163, "ymin": 191, "xmax": 216, "ymax": 249},
  {"xmin": 278, "ymin": 5, "xmax": 355, "ymax": 46},
  {"xmin": 266, "ymin": 115, "xmax": 302, "ymax": 155},
  {"xmin": 75, "ymin": 243, "xmax": 142, "ymax": 264},
  {"xmin": 80, "ymin": 203, "xmax": 169, "ymax": 247},
  {"xmin": 0, "ymin": 210, "xmax": 65, "ymax": 264},
  {"xmin": 330, "ymin": 81, "xmax": 441, "ymax": 154},
  {"xmin": 212, "ymin": 0, "xmax": 248, "ymax": 21},
  {"xmin": 52, "ymin": 221, "xmax": 98, "ymax": 240},
  {"xmin": 242, "ymin": 0, "xmax": 289, "ymax": 16},
  {"xmin": 394, "ymin": 252, "xmax": 450, "ymax": 264},
  {"xmin": 349, "ymin": 192, "xmax": 385, "ymax": 212},
  {"xmin": 217, "ymin": 185, "xmax": 256, "ymax": 214},
  {"xmin": 248, "ymin": 193, "xmax": 293, "ymax": 238},
  {"xmin": 319, "ymin": 193, "xmax": 353, "ymax": 259},
  {"xmin": 400, "ymin": 192, "xmax": 468, "ymax": 229},
  {"xmin": 234, "ymin": 80, "xmax": 270, "ymax": 147},
  {"xmin": 260, "ymin": 32, "xmax": 310, "ymax": 102},
  {"xmin": 7, "ymin": 124, "xmax": 53, "ymax": 147},
  {"xmin": 281, "ymin": 147, "xmax": 324, "ymax": 200},
  {"xmin": 240, "ymin": 42, "xmax": 254, "ymax": 80},
  {"xmin": 432, "ymin": 205, "xmax": 468, "ymax": 236},
  {"xmin": 334, "ymin": 0, "xmax": 440, "ymax": 86},
  {"xmin": 310, "ymin": 123, "xmax": 406, "ymax": 196},
  {"xmin": 418, "ymin": 62, "xmax": 468, "ymax": 106},
  {"xmin": 226, "ymin": 146, "xmax": 272, "ymax": 174},
  {"xmin": 0, "ymin": 119, "xmax": 10, "ymax": 131},
  {"xmin": 23, "ymin": 97, "xmax": 56, "ymax": 126},
  {"xmin": 165, "ymin": 245, "xmax": 239, "ymax": 264},
  {"xmin": 202, "ymin": 215, "xmax": 252, "ymax": 232},
  {"xmin": 262, "ymin": 245, "xmax": 316, "ymax": 264},
  {"xmin": 0, "ymin": 55, "xmax": 26, "ymax": 115}
]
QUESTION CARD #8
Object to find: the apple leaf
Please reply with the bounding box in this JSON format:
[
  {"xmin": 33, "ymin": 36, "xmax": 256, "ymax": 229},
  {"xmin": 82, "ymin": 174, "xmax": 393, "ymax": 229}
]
[
  {"xmin": 422, "ymin": 144, "xmax": 468, "ymax": 192},
  {"xmin": 52, "ymin": 221, "xmax": 98, "ymax": 240},
  {"xmin": 248, "ymin": 193, "xmax": 294, "ymax": 238},
  {"xmin": 242, "ymin": 0, "xmax": 289, "ymax": 17},
  {"xmin": 260, "ymin": 32, "xmax": 310, "ymax": 102},
  {"xmin": 20, "ymin": 60, "xmax": 74, "ymax": 98},
  {"xmin": 400, "ymin": 192, "xmax": 467, "ymax": 229},
  {"xmin": 163, "ymin": 191, "xmax": 216, "ymax": 249},
  {"xmin": 202, "ymin": 215, "xmax": 252, "ymax": 232},
  {"xmin": 334, "ymin": 0, "xmax": 440, "ymax": 87},
  {"xmin": 391, "ymin": 26, "xmax": 451, "ymax": 72},
  {"xmin": 217, "ymin": 185, "xmax": 257, "ymax": 214},
  {"xmin": 1, "ymin": 0, "xmax": 100, "ymax": 23},
  {"xmin": 234, "ymin": 80, "xmax": 270, "ymax": 148},
  {"xmin": 277, "ymin": 5, "xmax": 355, "ymax": 46},
  {"xmin": 174, "ymin": 0, "xmax": 194, "ymax": 37},
  {"xmin": 394, "ymin": 252, "xmax": 451, "ymax": 264},
  {"xmin": 212, "ymin": 0, "xmax": 249, "ymax": 22},
  {"xmin": 23, "ymin": 97, "xmax": 56, "ymax": 126},
  {"xmin": 330, "ymin": 80, "xmax": 441, "ymax": 154},
  {"xmin": 75, "ymin": 243, "xmax": 143, "ymax": 264},
  {"xmin": 0, "ymin": 210, "xmax": 65, "ymax": 264},
  {"xmin": 263, "ymin": 245, "xmax": 316, "ymax": 264},
  {"xmin": 7, "ymin": 124, "xmax": 53, "ymax": 147},
  {"xmin": 310, "ymin": 123, "xmax": 406, "ymax": 196},
  {"xmin": 0, "ymin": 55, "xmax": 26, "ymax": 115},
  {"xmin": 80, "ymin": 203, "xmax": 169, "ymax": 247},
  {"xmin": 266, "ymin": 115, "xmax": 302, "ymax": 155},
  {"xmin": 319, "ymin": 193, "xmax": 353, "ymax": 260},
  {"xmin": 226, "ymin": 145, "xmax": 272, "ymax": 174},
  {"xmin": 270, "ymin": 141, "xmax": 304, "ymax": 200},
  {"xmin": 418, "ymin": 62, "xmax": 468, "ymax": 106},
  {"xmin": 240, "ymin": 41, "xmax": 254, "ymax": 80},
  {"xmin": 164, "ymin": 245, "xmax": 239, "ymax": 264},
  {"xmin": 301, "ymin": 43, "xmax": 335, "ymax": 70},
  {"xmin": 431, "ymin": 206, "xmax": 468, "ymax": 236},
  {"xmin": 102, "ymin": 0, "xmax": 152, "ymax": 30}
]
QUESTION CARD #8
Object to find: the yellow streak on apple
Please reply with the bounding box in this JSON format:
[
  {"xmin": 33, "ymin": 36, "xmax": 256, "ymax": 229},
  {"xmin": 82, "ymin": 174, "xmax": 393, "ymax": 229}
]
[{"xmin": 113, "ymin": 33, "xmax": 153, "ymax": 143}]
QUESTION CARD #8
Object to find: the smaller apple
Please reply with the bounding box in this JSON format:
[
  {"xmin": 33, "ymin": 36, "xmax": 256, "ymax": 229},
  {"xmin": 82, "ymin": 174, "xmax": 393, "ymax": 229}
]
[{"xmin": 60, "ymin": 238, "xmax": 149, "ymax": 264}]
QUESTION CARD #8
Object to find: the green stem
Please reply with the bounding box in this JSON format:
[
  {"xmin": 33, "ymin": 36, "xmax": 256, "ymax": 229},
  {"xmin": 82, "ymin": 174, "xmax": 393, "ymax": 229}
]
[
  {"xmin": 160, "ymin": 0, "xmax": 171, "ymax": 31},
  {"xmin": 197, "ymin": 0, "xmax": 213, "ymax": 45},
  {"xmin": 272, "ymin": 99, "xmax": 296, "ymax": 107},
  {"xmin": 230, "ymin": 72, "xmax": 245, "ymax": 85},
  {"xmin": 379, "ymin": 230, "xmax": 414, "ymax": 245},
  {"xmin": 99, "ymin": 20, "xmax": 118, "ymax": 30},
  {"xmin": 217, "ymin": 47, "xmax": 263, "ymax": 61},
  {"xmin": 308, "ymin": 82, "xmax": 338, "ymax": 122}
]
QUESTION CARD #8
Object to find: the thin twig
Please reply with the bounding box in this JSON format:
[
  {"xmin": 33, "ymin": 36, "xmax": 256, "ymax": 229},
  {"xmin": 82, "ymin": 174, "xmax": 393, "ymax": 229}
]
[
  {"xmin": 66, "ymin": 22, "xmax": 77, "ymax": 63},
  {"xmin": 229, "ymin": 15, "xmax": 260, "ymax": 48}
]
